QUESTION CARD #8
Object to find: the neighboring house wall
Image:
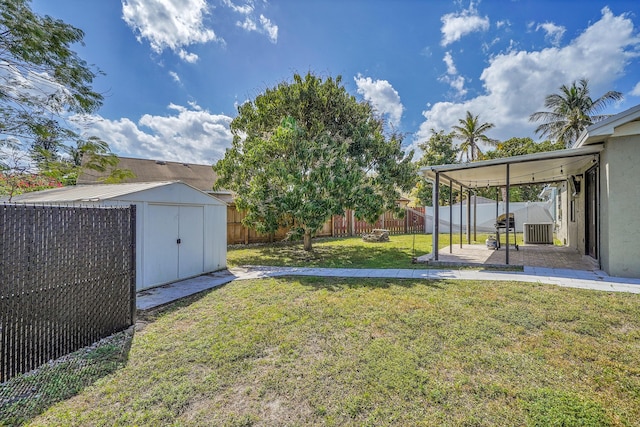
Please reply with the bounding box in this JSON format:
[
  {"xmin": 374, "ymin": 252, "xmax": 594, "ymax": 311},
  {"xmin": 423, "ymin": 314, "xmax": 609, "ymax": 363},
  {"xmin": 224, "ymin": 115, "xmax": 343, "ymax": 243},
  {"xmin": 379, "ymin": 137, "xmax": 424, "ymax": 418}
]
[{"xmin": 600, "ymin": 135, "xmax": 640, "ymax": 277}]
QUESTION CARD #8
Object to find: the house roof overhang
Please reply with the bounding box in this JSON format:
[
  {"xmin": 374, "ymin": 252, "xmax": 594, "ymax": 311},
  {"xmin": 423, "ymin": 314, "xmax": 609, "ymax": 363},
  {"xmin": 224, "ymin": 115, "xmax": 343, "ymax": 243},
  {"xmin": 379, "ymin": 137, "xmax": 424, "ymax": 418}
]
[
  {"xmin": 420, "ymin": 145, "xmax": 603, "ymax": 189},
  {"xmin": 574, "ymin": 104, "xmax": 640, "ymax": 147}
]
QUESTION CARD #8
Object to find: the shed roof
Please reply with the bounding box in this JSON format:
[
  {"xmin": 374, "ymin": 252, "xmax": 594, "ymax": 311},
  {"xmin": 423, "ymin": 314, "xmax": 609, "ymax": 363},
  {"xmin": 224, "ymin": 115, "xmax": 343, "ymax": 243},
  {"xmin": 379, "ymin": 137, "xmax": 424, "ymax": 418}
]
[
  {"xmin": 78, "ymin": 157, "xmax": 218, "ymax": 191},
  {"xmin": 10, "ymin": 181, "xmax": 224, "ymax": 205}
]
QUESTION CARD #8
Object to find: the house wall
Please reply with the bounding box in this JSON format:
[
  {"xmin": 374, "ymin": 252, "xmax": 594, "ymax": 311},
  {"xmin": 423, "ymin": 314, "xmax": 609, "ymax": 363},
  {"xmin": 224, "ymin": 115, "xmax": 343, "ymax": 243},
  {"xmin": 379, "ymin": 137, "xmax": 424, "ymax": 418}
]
[
  {"xmin": 599, "ymin": 135, "xmax": 640, "ymax": 278},
  {"xmin": 555, "ymin": 182, "xmax": 568, "ymax": 244},
  {"xmin": 568, "ymin": 177, "xmax": 586, "ymax": 254}
]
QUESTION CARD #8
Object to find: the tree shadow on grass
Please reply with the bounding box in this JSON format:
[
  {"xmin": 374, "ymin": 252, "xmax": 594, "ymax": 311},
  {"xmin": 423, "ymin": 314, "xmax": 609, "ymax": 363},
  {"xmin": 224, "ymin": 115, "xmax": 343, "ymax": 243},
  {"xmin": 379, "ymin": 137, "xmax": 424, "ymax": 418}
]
[
  {"xmin": 288, "ymin": 276, "xmax": 448, "ymax": 292},
  {"xmin": 230, "ymin": 242, "xmax": 423, "ymax": 269}
]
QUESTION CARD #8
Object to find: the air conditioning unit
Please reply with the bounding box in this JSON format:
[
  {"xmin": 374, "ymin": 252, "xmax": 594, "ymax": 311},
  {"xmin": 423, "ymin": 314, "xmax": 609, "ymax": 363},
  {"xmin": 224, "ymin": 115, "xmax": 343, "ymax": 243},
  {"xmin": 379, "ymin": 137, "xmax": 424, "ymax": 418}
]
[{"xmin": 523, "ymin": 223, "xmax": 554, "ymax": 244}]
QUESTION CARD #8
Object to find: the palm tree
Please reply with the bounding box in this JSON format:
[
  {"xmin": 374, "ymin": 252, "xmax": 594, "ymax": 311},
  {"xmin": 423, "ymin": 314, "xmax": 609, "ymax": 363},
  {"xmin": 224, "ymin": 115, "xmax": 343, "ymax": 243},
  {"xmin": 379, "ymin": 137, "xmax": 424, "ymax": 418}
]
[
  {"xmin": 452, "ymin": 111, "xmax": 497, "ymax": 162},
  {"xmin": 529, "ymin": 78, "xmax": 623, "ymax": 147}
]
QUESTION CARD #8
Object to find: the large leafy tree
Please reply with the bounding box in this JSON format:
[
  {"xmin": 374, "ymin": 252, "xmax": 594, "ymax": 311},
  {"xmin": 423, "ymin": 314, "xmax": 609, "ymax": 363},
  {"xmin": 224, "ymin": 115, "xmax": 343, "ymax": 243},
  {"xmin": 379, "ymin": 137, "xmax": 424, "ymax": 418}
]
[
  {"xmin": 0, "ymin": 0, "xmax": 103, "ymax": 140},
  {"xmin": 0, "ymin": 0, "xmax": 125, "ymax": 197},
  {"xmin": 414, "ymin": 129, "xmax": 458, "ymax": 206},
  {"xmin": 481, "ymin": 137, "xmax": 565, "ymax": 201},
  {"xmin": 214, "ymin": 72, "xmax": 416, "ymax": 251},
  {"xmin": 529, "ymin": 78, "xmax": 623, "ymax": 147},
  {"xmin": 452, "ymin": 111, "xmax": 498, "ymax": 162},
  {"xmin": 483, "ymin": 137, "xmax": 565, "ymax": 160}
]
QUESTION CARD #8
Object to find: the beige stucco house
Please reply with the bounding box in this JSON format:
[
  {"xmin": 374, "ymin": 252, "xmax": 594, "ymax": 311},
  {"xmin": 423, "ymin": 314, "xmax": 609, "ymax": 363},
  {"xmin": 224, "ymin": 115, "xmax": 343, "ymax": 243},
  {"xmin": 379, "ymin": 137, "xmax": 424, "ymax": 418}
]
[
  {"xmin": 570, "ymin": 104, "xmax": 640, "ymax": 278},
  {"xmin": 421, "ymin": 103, "xmax": 640, "ymax": 279}
]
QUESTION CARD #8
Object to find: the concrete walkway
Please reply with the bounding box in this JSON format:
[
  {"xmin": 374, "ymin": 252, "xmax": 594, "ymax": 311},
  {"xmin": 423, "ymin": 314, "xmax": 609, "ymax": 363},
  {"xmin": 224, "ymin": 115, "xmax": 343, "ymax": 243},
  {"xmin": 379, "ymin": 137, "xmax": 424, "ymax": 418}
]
[{"xmin": 137, "ymin": 265, "xmax": 640, "ymax": 311}]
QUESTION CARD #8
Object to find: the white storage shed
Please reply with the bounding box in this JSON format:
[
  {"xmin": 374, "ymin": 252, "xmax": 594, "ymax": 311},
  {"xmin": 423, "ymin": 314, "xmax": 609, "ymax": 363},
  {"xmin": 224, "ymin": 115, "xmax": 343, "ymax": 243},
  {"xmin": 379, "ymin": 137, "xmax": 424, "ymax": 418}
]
[{"xmin": 11, "ymin": 181, "xmax": 227, "ymax": 290}]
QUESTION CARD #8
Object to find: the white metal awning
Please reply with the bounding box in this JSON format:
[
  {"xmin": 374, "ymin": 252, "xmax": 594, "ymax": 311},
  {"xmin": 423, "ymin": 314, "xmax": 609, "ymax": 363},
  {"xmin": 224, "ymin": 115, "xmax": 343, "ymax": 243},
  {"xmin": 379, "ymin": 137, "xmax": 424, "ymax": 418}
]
[{"xmin": 420, "ymin": 144, "xmax": 603, "ymax": 189}]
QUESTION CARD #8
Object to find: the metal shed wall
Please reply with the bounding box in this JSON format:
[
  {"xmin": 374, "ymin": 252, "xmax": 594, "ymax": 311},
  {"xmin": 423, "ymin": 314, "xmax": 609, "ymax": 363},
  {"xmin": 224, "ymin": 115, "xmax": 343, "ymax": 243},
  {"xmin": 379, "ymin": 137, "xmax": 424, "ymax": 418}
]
[{"xmin": 10, "ymin": 182, "xmax": 227, "ymax": 290}]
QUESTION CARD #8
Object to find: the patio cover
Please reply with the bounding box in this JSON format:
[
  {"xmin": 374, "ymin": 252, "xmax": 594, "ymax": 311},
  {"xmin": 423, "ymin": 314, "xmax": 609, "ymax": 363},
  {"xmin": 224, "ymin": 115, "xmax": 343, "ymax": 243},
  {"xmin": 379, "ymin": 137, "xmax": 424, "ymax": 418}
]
[
  {"xmin": 420, "ymin": 144, "xmax": 603, "ymax": 189},
  {"xmin": 419, "ymin": 144, "xmax": 603, "ymax": 264}
]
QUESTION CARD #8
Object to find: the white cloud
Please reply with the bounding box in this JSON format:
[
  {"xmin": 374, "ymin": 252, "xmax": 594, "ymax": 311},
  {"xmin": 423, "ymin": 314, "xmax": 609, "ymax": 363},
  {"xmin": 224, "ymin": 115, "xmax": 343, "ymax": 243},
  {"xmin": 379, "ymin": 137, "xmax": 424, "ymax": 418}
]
[
  {"xmin": 226, "ymin": 0, "xmax": 278, "ymax": 43},
  {"xmin": 416, "ymin": 7, "xmax": 640, "ymax": 151},
  {"xmin": 122, "ymin": 0, "xmax": 278, "ymax": 58},
  {"xmin": 482, "ymin": 37, "xmax": 501, "ymax": 53},
  {"xmin": 235, "ymin": 14, "xmax": 278, "ymax": 43},
  {"xmin": 237, "ymin": 17, "xmax": 257, "ymax": 32},
  {"xmin": 631, "ymin": 82, "xmax": 640, "ymax": 97},
  {"xmin": 496, "ymin": 20, "xmax": 510, "ymax": 30},
  {"xmin": 443, "ymin": 51, "xmax": 458, "ymax": 75},
  {"xmin": 178, "ymin": 49, "xmax": 199, "ymax": 63},
  {"xmin": 536, "ymin": 22, "xmax": 566, "ymax": 46},
  {"xmin": 260, "ymin": 14, "xmax": 278, "ymax": 44},
  {"xmin": 121, "ymin": 0, "xmax": 220, "ymax": 62},
  {"xmin": 76, "ymin": 103, "xmax": 233, "ymax": 164},
  {"xmin": 441, "ymin": 75, "xmax": 467, "ymax": 98},
  {"xmin": 439, "ymin": 52, "xmax": 467, "ymax": 97},
  {"xmin": 223, "ymin": 0, "xmax": 254, "ymax": 15},
  {"xmin": 168, "ymin": 71, "xmax": 181, "ymax": 84},
  {"xmin": 354, "ymin": 74, "xmax": 404, "ymax": 127},
  {"xmin": 440, "ymin": 4, "xmax": 490, "ymax": 46}
]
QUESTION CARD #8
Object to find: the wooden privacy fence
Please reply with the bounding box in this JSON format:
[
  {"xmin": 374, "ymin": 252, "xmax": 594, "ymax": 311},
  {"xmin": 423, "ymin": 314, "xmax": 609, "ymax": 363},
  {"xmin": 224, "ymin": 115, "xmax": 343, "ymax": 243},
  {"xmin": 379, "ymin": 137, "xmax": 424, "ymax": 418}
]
[
  {"xmin": 227, "ymin": 205, "xmax": 426, "ymax": 245},
  {"xmin": 0, "ymin": 204, "xmax": 136, "ymax": 382}
]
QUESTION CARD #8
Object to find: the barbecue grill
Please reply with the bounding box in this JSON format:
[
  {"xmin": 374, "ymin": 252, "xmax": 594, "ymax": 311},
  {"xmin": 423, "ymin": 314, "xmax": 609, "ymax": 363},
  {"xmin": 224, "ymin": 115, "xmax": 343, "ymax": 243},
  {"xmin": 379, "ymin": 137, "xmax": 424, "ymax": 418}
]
[{"xmin": 495, "ymin": 213, "xmax": 519, "ymax": 251}]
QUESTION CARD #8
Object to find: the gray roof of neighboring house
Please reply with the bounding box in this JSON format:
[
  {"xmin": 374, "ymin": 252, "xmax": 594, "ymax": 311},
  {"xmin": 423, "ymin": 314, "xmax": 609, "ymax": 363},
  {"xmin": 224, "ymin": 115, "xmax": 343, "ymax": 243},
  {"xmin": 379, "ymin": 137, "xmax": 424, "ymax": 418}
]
[
  {"xmin": 11, "ymin": 182, "xmax": 176, "ymax": 203},
  {"xmin": 78, "ymin": 156, "xmax": 218, "ymax": 192}
]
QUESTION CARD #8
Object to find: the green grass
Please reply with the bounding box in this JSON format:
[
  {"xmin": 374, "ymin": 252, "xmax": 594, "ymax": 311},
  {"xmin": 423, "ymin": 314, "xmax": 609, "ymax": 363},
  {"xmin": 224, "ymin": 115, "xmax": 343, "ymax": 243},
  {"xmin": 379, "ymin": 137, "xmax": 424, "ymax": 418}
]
[
  {"xmin": 0, "ymin": 329, "xmax": 132, "ymax": 426},
  {"xmin": 228, "ymin": 233, "xmax": 520, "ymax": 269},
  {"xmin": 27, "ymin": 277, "xmax": 640, "ymax": 426}
]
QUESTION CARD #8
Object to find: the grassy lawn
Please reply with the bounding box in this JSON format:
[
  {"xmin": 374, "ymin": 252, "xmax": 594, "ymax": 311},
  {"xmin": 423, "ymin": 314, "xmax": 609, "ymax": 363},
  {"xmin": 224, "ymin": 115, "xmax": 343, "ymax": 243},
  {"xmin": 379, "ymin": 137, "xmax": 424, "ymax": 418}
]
[
  {"xmin": 0, "ymin": 330, "xmax": 132, "ymax": 426},
  {"xmin": 228, "ymin": 233, "xmax": 520, "ymax": 269},
  {"xmin": 27, "ymin": 277, "xmax": 640, "ymax": 426}
]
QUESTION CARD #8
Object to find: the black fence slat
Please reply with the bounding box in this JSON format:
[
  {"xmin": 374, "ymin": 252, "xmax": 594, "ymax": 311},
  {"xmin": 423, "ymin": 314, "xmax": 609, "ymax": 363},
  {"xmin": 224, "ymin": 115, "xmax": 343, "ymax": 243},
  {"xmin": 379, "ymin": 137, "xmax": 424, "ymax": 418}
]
[{"xmin": 0, "ymin": 203, "xmax": 136, "ymax": 383}]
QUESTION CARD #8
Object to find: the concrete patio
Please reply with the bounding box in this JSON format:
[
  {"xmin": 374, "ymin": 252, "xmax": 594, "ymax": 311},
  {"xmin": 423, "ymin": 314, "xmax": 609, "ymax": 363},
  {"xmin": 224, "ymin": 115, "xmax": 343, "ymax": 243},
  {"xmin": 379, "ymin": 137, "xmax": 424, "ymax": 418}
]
[{"xmin": 418, "ymin": 242, "xmax": 599, "ymax": 271}]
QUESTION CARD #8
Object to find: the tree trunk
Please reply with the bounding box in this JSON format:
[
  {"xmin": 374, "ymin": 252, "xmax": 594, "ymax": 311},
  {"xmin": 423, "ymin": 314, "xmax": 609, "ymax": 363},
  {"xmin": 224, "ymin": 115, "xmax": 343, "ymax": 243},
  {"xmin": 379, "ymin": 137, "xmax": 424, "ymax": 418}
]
[{"xmin": 303, "ymin": 230, "xmax": 313, "ymax": 251}]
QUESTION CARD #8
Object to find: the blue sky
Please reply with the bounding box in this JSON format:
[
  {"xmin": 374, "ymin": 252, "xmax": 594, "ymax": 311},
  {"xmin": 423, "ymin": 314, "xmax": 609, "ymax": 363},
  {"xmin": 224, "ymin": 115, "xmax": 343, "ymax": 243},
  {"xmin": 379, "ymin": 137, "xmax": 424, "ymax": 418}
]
[{"xmin": 30, "ymin": 0, "xmax": 640, "ymax": 165}]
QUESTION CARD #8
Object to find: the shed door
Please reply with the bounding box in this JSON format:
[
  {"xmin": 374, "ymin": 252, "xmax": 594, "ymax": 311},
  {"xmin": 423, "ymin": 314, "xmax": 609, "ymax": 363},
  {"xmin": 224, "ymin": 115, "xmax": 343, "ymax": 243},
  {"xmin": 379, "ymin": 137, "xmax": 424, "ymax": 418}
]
[
  {"xmin": 144, "ymin": 204, "xmax": 205, "ymax": 289},
  {"xmin": 178, "ymin": 206, "xmax": 204, "ymax": 278},
  {"xmin": 145, "ymin": 205, "xmax": 180, "ymax": 287}
]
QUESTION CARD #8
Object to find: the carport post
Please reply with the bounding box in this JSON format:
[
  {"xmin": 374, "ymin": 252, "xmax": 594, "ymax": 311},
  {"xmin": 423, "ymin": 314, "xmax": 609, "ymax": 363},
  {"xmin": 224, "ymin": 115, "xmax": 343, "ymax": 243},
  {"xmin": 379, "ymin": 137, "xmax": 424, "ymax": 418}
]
[
  {"xmin": 506, "ymin": 163, "xmax": 510, "ymax": 265},
  {"xmin": 467, "ymin": 189, "xmax": 471, "ymax": 244},
  {"xmin": 459, "ymin": 184, "xmax": 463, "ymax": 249},
  {"xmin": 473, "ymin": 191, "xmax": 477, "ymax": 242},
  {"xmin": 433, "ymin": 173, "xmax": 440, "ymax": 261},
  {"xmin": 495, "ymin": 187, "xmax": 499, "ymax": 221},
  {"xmin": 449, "ymin": 181, "xmax": 453, "ymax": 253}
]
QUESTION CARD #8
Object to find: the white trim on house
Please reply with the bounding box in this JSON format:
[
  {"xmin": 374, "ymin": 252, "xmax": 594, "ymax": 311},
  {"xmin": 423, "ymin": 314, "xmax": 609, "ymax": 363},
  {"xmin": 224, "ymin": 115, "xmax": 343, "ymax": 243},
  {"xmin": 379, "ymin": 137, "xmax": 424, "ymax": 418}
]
[{"xmin": 574, "ymin": 104, "xmax": 640, "ymax": 147}]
